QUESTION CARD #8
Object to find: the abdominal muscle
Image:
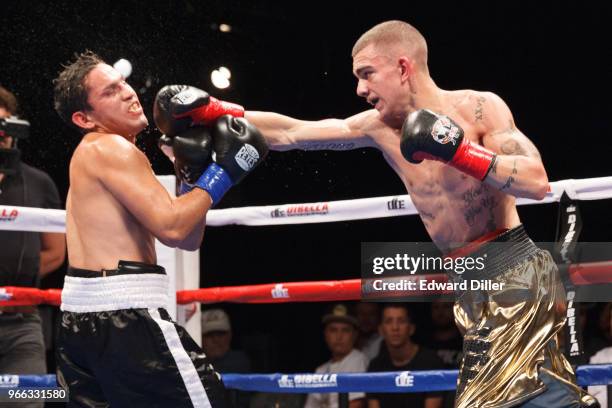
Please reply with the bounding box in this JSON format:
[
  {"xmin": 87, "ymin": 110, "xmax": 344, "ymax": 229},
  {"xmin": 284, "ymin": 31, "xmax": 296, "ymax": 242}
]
[{"xmin": 377, "ymin": 133, "xmax": 520, "ymax": 253}]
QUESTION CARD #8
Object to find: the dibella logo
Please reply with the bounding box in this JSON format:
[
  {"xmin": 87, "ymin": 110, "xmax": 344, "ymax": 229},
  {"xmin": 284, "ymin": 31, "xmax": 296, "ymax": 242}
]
[
  {"xmin": 566, "ymin": 291, "xmax": 581, "ymax": 356},
  {"xmin": 559, "ymin": 205, "xmax": 577, "ymax": 262},
  {"xmin": 286, "ymin": 204, "xmax": 328, "ymax": 217},
  {"xmin": 278, "ymin": 374, "xmax": 338, "ymax": 388},
  {"xmin": 271, "ymin": 284, "xmax": 289, "ymax": 299},
  {"xmin": 0, "ymin": 208, "xmax": 18, "ymax": 222},
  {"xmin": 270, "ymin": 204, "xmax": 329, "ymax": 218}
]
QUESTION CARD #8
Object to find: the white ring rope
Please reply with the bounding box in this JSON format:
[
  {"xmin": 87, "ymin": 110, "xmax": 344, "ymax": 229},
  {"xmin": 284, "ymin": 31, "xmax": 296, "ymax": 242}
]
[{"xmin": 1, "ymin": 176, "xmax": 611, "ymax": 232}]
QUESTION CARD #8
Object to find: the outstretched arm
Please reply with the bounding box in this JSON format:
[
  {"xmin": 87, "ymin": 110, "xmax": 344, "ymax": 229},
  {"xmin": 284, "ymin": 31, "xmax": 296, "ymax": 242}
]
[
  {"xmin": 244, "ymin": 110, "xmax": 378, "ymax": 151},
  {"xmin": 479, "ymin": 93, "xmax": 549, "ymax": 200},
  {"xmin": 153, "ymin": 85, "xmax": 378, "ymax": 152}
]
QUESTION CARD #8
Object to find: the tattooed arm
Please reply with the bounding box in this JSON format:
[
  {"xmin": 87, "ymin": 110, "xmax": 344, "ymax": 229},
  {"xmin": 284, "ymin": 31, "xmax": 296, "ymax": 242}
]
[
  {"xmin": 244, "ymin": 110, "xmax": 378, "ymax": 152},
  {"xmin": 477, "ymin": 93, "xmax": 549, "ymax": 200}
]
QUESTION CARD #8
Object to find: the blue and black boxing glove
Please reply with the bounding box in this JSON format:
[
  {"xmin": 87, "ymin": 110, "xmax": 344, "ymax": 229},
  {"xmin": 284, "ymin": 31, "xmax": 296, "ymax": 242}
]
[
  {"xmin": 191, "ymin": 115, "xmax": 269, "ymax": 205},
  {"xmin": 159, "ymin": 126, "xmax": 214, "ymax": 195}
]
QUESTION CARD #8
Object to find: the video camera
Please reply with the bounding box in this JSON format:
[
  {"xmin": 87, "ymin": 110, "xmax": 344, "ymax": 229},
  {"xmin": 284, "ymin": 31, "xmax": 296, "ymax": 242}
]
[
  {"xmin": 0, "ymin": 116, "xmax": 30, "ymax": 174},
  {"xmin": 0, "ymin": 116, "xmax": 30, "ymax": 141}
]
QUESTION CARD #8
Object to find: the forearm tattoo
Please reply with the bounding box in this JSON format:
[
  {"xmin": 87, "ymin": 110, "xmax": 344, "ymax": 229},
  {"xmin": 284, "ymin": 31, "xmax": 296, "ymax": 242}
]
[
  {"xmin": 299, "ymin": 141, "xmax": 356, "ymax": 151},
  {"xmin": 499, "ymin": 159, "xmax": 518, "ymax": 191},
  {"xmin": 490, "ymin": 158, "xmax": 499, "ymax": 174},
  {"xmin": 420, "ymin": 210, "xmax": 436, "ymax": 220}
]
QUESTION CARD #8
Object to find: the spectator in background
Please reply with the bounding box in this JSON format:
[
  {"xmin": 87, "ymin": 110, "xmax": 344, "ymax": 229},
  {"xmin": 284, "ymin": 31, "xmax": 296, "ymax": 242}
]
[
  {"xmin": 201, "ymin": 308, "xmax": 251, "ymax": 373},
  {"xmin": 0, "ymin": 85, "xmax": 65, "ymax": 408},
  {"xmin": 588, "ymin": 302, "xmax": 612, "ymax": 407},
  {"xmin": 355, "ymin": 302, "xmax": 383, "ymax": 362},
  {"xmin": 425, "ymin": 300, "xmax": 462, "ymax": 368},
  {"xmin": 424, "ymin": 300, "xmax": 462, "ymax": 408},
  {"xmin": 367, "ymin": 304, "xmax": 443, "ymax": 408},
  {"xmin": 305, "ymin": 303, "xmax": 368, "ymax": 408},
  {"xmin": 591, "ymin": 303, "xmax": 612, "ymax": 355},
  {"xmin": 201, "ymin": 308, "xmax": 251, "ymax": 407}
]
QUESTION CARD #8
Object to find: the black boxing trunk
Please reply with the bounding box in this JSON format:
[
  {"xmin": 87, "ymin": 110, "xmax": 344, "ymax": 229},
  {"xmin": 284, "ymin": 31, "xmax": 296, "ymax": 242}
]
[
  {"xmin": 449, "ymin": 225, "xmax": 592, "ymax": 408},
  {"xmin": 57, "ymin": 260, "xmax": 227, "ymax": 408}
]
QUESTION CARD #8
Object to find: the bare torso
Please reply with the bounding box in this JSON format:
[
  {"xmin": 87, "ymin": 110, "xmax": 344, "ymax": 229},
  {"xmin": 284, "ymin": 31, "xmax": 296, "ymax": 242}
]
[
  {"xmin": 66, "ymin": 133, "xmax": 155, "ymax": 270},
  {"xmin": 364, "ymin": 90, "xmax": 520, "ymax": 252}
]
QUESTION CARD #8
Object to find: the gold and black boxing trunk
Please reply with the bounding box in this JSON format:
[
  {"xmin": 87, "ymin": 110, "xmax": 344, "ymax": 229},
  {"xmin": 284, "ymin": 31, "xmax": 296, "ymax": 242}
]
[{"xmin": 450, "ymin": 225, "xmax": 594, "ymax": 408}]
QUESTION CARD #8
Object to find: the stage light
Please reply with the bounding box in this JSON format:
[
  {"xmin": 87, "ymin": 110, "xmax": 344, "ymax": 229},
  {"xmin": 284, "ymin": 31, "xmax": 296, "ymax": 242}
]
[
  {"xmin": 113, "ymin": 58, "xmax": 132, "ymax": 79},
  {"xmin": 211, "ymin": 66, "xmax": 231, "ymax": 89}
]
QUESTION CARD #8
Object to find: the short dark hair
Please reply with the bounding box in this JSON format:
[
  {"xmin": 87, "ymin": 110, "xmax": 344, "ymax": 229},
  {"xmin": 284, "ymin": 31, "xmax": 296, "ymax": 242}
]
[
  {"xmin": 53, "ymin": 51, "xmax": 105, "ymax": 131},
  {"xmin": 0, "ymin": 86, "xmax": 18, "ymax": 115},
  {"xmin": 352, "ymin": 20, "xmax": 428, "ymax": 71},
  {"xmin": 381, "ymin": 303, "xmax": 413, "ymax": 323}
]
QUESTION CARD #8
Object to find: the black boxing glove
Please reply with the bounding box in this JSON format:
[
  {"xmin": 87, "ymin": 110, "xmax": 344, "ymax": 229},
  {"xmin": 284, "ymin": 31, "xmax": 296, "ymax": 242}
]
[
  {"xmin": 188, "ymin": 115, "xmax": 268, "ymax": 205},
  {"xmin": 400, "ymin": 109, "xmax": 497, "ymax": 180},
  {"xmin": 171, "ymin": 126, "xmax": 214, "ymax": 195},
  {"xmin": 212, "ymin": 115, "xmax": 269, "ymax": 184},
  {"xmin": 153, "ymin": 85, "xmax": 244, "ymax": 137}
]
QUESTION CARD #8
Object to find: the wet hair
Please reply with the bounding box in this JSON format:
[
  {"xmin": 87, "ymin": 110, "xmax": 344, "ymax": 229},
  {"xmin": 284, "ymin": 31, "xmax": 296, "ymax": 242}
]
[
  {"xmin": 352, "ymin": 20, "xmax": 428, "ymax": 70},
  {"xmin": 0, "ymin": 86, "xmax": 18, "ymax": 115},
  {"xmin": 53, "ymin": 50, "xmax": 105, "ymax": 131}
]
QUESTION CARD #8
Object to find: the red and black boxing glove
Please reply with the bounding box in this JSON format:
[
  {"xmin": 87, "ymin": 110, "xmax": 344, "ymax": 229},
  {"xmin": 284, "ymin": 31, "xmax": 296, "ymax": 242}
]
[
  {"xmin": 153, "ymin": 85, "xmax": 244, "ymax": 136},
  {"xmin": 400, "ymin": 109, "xmax": 497, "ymax": 181}
]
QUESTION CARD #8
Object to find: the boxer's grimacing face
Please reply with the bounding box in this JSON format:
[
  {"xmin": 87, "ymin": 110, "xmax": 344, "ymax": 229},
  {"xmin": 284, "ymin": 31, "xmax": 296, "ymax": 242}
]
[
  {"xmin": 78, "ymin": 64, "xmax": 148, "ymax": 137},
  {"xmin": 353, "ymin": 44, "xmax": 407, "ymax": 128}
]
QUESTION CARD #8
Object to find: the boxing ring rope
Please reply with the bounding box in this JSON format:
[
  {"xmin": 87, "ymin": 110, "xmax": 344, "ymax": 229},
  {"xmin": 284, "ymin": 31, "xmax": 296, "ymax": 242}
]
[
  {"xmin": 6, "ymin": 364, "xmax": 612, "ymax": 392},
  {"xmin": 1, "ymin": 176, "xmax": 612, "ymax": 232},
  {"xmin": 2, "ymin": 175, "xmax": 612, "ymax": 396},
  {"xmin": 2, "ymin": 261, "xmax": 612, "ymax": 306}
]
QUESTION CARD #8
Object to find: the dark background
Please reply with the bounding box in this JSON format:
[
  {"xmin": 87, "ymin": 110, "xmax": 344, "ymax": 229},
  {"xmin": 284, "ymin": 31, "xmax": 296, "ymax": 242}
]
[{"xmin": 1, "ymin": 1, "xmax": 611, "ymax": 371}]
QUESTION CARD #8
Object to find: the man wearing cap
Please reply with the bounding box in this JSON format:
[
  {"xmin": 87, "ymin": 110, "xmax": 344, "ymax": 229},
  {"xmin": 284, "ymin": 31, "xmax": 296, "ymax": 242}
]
[
  {"xmin": 201, "ymin": 308, "xmax": 251, "ymax": 408},
  {"xmin": 305, "ymin": 304, "xmax": 369, "ymax": 408},
  {"xmin": 201, "ymin": 308, "xmax": 251, "ymax": 374}
]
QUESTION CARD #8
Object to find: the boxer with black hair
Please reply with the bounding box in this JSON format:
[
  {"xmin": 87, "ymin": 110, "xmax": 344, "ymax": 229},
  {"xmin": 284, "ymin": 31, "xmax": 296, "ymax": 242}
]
[{"xmin": 53, "ymin": 51, "xmax": 266, "ymax": 407}]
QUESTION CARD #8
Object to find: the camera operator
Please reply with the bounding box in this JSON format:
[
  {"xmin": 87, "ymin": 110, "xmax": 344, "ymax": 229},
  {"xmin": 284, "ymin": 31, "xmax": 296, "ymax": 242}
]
[{"xmin": 0, "ymin": 85, "xmax": 65, "ymax": 408}]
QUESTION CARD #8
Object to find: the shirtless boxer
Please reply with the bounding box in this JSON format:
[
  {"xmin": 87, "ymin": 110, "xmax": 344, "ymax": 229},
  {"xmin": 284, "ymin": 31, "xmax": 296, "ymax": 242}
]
[
  {"xmin": 52, "ymin": 51, "xmax": 267, "ymax": 407},
  {"xmin": 154, "ymin": 21, "xmax": 597, "ymax": 408}
]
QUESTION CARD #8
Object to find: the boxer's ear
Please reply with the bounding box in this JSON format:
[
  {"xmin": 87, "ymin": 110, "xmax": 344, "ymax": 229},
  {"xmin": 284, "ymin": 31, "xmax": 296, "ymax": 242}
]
[
  {"xmin": 398, "ymin": 56, "xmax": 413, "ymax": 83},
  {"xmin": 72, "ymin": 110, "xmax": 96, "ymax": 130}
]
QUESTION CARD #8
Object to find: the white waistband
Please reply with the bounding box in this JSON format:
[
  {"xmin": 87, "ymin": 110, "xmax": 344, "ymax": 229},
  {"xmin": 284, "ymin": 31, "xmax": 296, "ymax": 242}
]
[{"xmin": 60, "ymin": 273, "xmax": 170, "ymax": 313}]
